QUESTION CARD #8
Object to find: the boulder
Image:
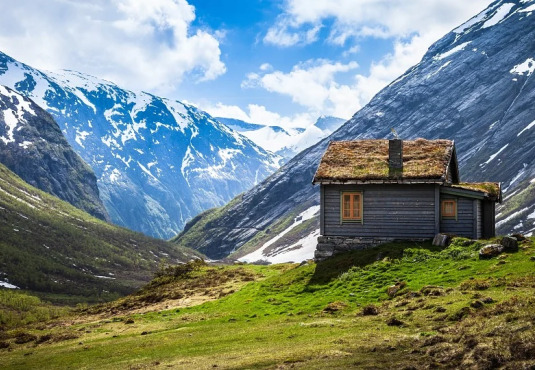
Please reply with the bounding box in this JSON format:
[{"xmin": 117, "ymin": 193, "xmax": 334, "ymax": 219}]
[
  {"xmin": 432, "ymin": 234, "xmax": 452, "ymax": 247},
  {"xmin": 479, "ymin": 244, "xmax": 504, "ymax": 259},
  {"xmin": 500, "ymin": 236, "xmax": 518, "ymax": 252}
]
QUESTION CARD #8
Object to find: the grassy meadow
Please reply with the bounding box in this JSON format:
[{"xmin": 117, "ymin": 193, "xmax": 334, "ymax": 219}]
[{"xmin": 1, "ymin": 237, "xmax": 535, "ymax": 369}]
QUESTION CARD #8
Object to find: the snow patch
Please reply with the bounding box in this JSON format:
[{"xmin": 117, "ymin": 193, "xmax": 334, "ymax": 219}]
[
  {"xmin": 496, "ymin": 207, "xmax": 529, "ymax": 227},
  {"xmin": 239, "ymin": 205, "xmax": 320, "ymax": 263},
  {"xmin": 162, "ymin": 99, "xmax": 189, "ymax": 131},
  {"xmin": 510, "ymin": 58, "xmax": 535, "ymax": 76},
  {"xmin": 453, "ymin": 8, "xmax": 489, "ymax": 33},
  {"xmin": 482, "ymin": 3, "xmax": 515, "ymax": 28},
  {"xmin": 520, "ymin": 4, "xmax": 535, "ymax": 12},
  {"xmin": 94, "ymin": 275, "xmax": 116, "ymax": 280},
  {"xmin": 75, "ymin": 130, "xmax": 90, "ymax": 148},
  {"xmin": 0, "ymin": 85, "xmax": 36, "ymax": 144},
  {"xmin": 506, "ymin": 164, "xmax": 527, "ymax": 191},
  {"xmin": 517, "ymin": 119, "xmax": 535, "ymax": 136},
  {"xmin": 482, "ymin": 144, "xmax": 509, "ymax": 165},
  {"xmin": 434, "ymin": 42, "xmax": 472, "ymax": 61},
  {"xmin": 0, "ymin": 281, "xmax": 19, "ymax": 289},
  {"xmin": 426, "ymin": 61, "xmax": 452, "ymax": 79},
  {"xmin": 109, "ymin": 168, "xmax": 121, "ymax": 183},
  {"xmin": 18, "ymin": 141, "xmax": 32, "ymax": 149}
]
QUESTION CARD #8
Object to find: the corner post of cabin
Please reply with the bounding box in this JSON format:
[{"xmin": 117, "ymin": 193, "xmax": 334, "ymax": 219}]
[{"xmin": 434, "ymin": 184, "xmax": 440, "ymax": 234}]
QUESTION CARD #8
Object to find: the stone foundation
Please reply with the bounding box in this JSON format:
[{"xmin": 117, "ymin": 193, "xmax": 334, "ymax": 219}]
[{"xmin": 314, "ymin": 236, "xmax": 429, "ymax": 261}]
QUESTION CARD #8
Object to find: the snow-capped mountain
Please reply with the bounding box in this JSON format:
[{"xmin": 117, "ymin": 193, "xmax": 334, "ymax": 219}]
[
  {"xmin": 216, "ymin": 116, "xmax": 345, "ymax": 160},
  {"xmin": 0, "ymin": 52, "xmax": 279, "ymax": 238},
  {"xmin": 0, "ymin": 85, "xmax": 109, "ymax": 221},
  {"xmin": 173, "ymin": 0, "xmax": 535, "ymax": 260}
]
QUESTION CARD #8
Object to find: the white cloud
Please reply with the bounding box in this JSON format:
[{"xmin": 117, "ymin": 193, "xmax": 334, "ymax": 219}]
[
  {"xmin": 264, "ymin": 16, "xmax": 322, "ymax": 47},
  {"xmin": 250, "ymin": 0, "xmax": 494, "ymax": 119},
  {"xmin": 265, "ymin": 0, "xmax": 493, "ymax": 47},
  {"xmin": 244, "ymin": 30, "xmax": 457, "ymax": 119},
  {"xmin": 0, "ymin": 0, "xmax": 226, "ymax": 93},
  {"xmin": 242, "ymin": 59, "xmax": 360, "ymax": 118},
  {"xmin": 200, "ymin": 102, "xmax": 315, "ymax": 129},
  {"xmin": 259, "ymin": 63, "xmax": 273, "ymax": 71}
]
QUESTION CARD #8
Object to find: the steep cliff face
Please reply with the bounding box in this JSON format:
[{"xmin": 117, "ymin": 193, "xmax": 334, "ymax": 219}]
[
  {"xmin": 173, "ymin": 0, "xmax": 535, "ymax": 260},
  {"xmin": 0, "ymin": 54, "xmax": 279, "ymax": 238},
  {"xmin": 0, "ymin": 85, "xmax": 109, "ymax": 221}
]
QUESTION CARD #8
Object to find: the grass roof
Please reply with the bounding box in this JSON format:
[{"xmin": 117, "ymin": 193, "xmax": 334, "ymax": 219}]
[
  {"xmin": 451, "ymin": 182, "xmax": 502, "ymax": 201},
  {"xmin": 313, "ymin": 139, "xmax": 454, "ymax": 183}
]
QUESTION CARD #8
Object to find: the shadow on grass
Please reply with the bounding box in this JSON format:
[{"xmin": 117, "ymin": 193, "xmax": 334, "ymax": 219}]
[{"xmin": 308, "ymin": 241, "xmax": 439, "ymax": 286}]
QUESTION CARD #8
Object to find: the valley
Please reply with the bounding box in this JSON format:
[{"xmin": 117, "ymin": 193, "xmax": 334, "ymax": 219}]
[{"xmin": 1, "ymin": 237, "xmax": 535, "ymax": 368}]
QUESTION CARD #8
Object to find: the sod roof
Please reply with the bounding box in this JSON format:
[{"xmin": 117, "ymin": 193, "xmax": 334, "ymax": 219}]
[
  {"xmin": 313, "ymin": 139, "xmax": 455, "ymax": 183},
  {"xmin": 450, "ymin": 182, "xmax": 502, "ymax": 202}
]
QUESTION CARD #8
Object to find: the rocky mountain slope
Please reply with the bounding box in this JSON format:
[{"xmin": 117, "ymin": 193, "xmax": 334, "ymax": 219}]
[
  {"xmin": 0, "ymin": 162, "xmax": 199, "ymax": 302},
  {"xmin": 173, "ymin": 0, "xmax": 535, "ymax": 261},
  {"xmin": 217, "ymin": 116, "xmax": 345, "ymax": 161},
  {"xmin": 0, "ymin": 53, "xmax": 279, "ymax": 238},
  {"xmin": 0, "ymin": 85, "xmax": 109, "ymax": 221}
]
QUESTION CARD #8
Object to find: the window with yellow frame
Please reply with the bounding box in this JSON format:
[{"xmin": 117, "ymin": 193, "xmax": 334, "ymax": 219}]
[
  {"xmin": 341, "ymin": 192, "xmax": 363, "ymax": 223},
  {"xmin": 441, "ymin": 199, "xmax": 457, "ymax": 220}
]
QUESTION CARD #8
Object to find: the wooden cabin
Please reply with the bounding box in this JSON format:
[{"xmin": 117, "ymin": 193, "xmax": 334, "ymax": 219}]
[{"xmin": 312, "ymin": 139, "xmax": 501, "ymax": 260}]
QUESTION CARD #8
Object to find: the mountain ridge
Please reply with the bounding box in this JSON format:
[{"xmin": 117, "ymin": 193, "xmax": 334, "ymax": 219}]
[
  {"xmin": 216, "ymin": 116, "xmax": 345, "ymax": 161},
  {"xmin": 0, "ymin": 53, "xmax": 280, "ymax": 239}
]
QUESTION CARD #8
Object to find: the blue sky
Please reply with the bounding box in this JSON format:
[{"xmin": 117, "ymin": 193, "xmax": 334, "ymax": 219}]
[{"xmin": 0, "ymin": 0, "xmax": 493, "ymax": 128}]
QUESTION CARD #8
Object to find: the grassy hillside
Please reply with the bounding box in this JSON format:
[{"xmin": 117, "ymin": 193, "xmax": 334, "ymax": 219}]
[
  {"xmin": 0, "ymin": 163, "xmax": 201, "ymax": 303},
  {"xmin": 1, "ymin": 237, "xmax": 534, "ymax": 368}
]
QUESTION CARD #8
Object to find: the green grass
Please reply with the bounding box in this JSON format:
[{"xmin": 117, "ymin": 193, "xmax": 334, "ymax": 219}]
[
  {"xmin": 1, "ymin": 237, "xmax": 535, "ymax": 368},
  {"xmin": 0, "ymin": 290, "xmax": 69, "ymax": 330},
  {"xmin": 0, "ymin": 163, "xmax": 201, "ymax": 304}
]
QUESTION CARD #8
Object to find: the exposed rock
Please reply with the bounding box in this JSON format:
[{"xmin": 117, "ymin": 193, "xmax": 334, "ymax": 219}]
[
  {"xmin": 500, "ymin": 236, "xmax": 518, "ymax": 252},
  {"xmin": 386, "ymin": 317, "xmax": 404, "ymax": 326},
  {"xmin": 433, "ymin": 234, "xmax": 452, "ymax": 247},
  {"xmin": 481, "ymin": 297, "xmax": 495, "ymax": 304},
  {"xmin": 470, "ymin": 300, "xmax": 484, "ymax": 309},
  {"xmin": 387, "ymin": 281, "xmax": 407, "ymax": 298},
  {"xmin": 0, "ymin": 86, "xmax": 109, "ymax": 221},
  {"xmin": 479, "ymin": 244, "xmax": 504, "ymax": 259},
  {"xmin": 361, "ymin": 304, "xmax": 379, "ymax": 316}
]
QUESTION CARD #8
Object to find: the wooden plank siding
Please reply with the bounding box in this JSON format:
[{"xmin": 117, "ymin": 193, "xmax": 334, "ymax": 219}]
[
  {"xmin": 323, "ymin": 184, "xmax": 436, "ymax": 238},
  {"xmin": 439, "ymin": 194, "xmax": 476, "ymax": 238},
  {"xmin": 320, "ymin": 184, "xmax": 325, "ymax": 235}
]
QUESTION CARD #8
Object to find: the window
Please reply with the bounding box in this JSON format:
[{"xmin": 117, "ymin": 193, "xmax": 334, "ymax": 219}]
[
  {"xmin": 441, "ymin": 199, "xmax": 457, "ymax": 219},
  {"xmin": 341, "ymin": 192, "xmax": 362, "ymax": 222}
]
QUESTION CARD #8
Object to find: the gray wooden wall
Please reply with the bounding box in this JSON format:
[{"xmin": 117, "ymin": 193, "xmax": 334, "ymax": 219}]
[
  {"xmin": 322, "ymin": 184, "xmax": 436, "ymax": 238},
  {"xmin": 439, "ymin": 194, "xmax": 480, "ymax": 239}
]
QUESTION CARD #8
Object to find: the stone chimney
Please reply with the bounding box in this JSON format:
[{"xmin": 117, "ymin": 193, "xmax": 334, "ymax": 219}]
[{"xmin": 388, "ymin": 139, "xmax": 403, "ymax": 170}]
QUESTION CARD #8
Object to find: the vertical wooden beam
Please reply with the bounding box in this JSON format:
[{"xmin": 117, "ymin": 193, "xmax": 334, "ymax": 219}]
[
  {"xmin": 320, "ymin": 184, "xmax": 325, "ymax": 235},
  {"xmin": 482, "ymin": 200, "xmax": 496, "ymax": 238},
  {"xmin": 434, "ymin": 185, "xmax": 440, "ymax": 235}
]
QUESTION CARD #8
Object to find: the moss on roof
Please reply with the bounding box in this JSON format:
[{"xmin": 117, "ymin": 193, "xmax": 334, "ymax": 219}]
[
  {"xmin": 452, "ymin": 182, "xmax": 502, "ymax": 201},
  {"xmin": 313, "ymin": 139, "xmax": 454, "ymax": 183}
]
